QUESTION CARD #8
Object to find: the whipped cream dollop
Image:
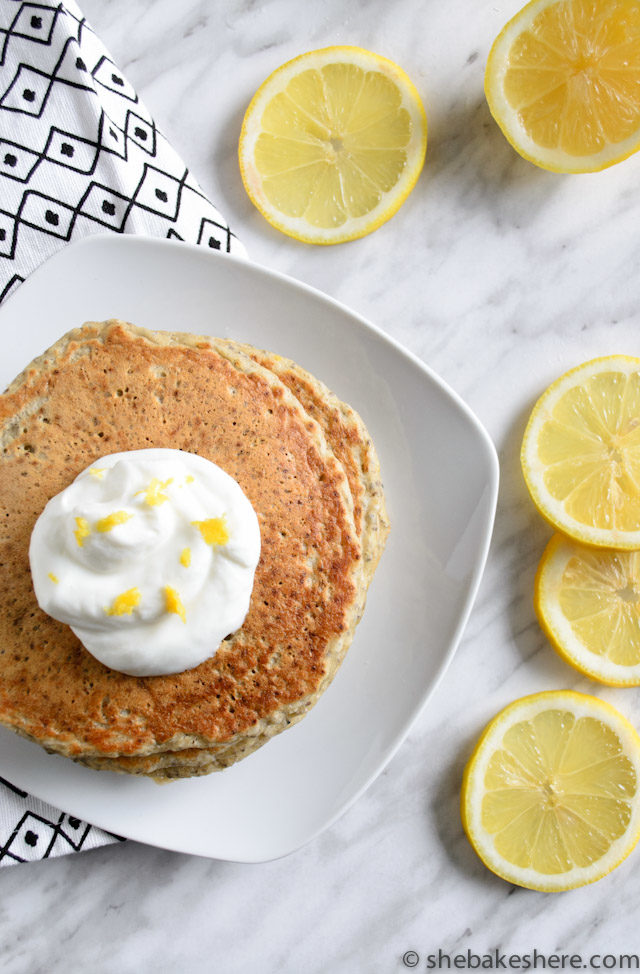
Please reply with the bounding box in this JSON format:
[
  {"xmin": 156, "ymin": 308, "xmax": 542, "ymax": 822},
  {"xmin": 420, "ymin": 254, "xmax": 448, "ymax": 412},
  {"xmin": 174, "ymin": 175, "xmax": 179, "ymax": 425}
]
[{"xmin": 29, "ymin": 449, "xmax": 261, "ymax": 676}]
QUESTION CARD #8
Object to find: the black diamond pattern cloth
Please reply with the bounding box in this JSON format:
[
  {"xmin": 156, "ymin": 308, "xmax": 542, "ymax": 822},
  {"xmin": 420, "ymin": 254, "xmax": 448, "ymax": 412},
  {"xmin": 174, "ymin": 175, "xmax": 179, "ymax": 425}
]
[{"xmin": 0, "ymin": 0, "xmax": 246, "ymax": 864}]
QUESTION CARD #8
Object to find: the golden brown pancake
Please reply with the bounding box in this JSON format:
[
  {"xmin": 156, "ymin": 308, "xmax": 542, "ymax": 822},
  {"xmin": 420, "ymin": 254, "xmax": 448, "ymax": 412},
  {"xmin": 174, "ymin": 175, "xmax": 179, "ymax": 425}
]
[
  {"xmin": 0, "ymin": 320, "xmax": 388, "ymax": 778},
  {"xmin": 225, "ymin": 341, "xmax": 389, "ymax": 583},
  {"xmin": 72, "ymin": 339, "xmax": 391, "ymax": 780}
]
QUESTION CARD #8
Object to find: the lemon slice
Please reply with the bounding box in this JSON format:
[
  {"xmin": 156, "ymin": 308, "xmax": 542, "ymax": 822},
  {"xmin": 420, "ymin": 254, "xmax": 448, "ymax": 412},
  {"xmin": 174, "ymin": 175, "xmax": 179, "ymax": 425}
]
[
  {"xmin": 485, "ymin": 0, "xmax": 640, "ymax": 173},
  {"xmin": 461, "ymin": 691, "xmax": 640, "ymax": 891},
  {"xmin": 238, "ymin": 46, "xmax": 427, "ymax": 244},
  {"xmin": 536, "ymin": 534, "xmax": 640, "ymax": 686},
  {"xmin": 521, "ymin": 356, "xmax": 640, "ymax": 548}
]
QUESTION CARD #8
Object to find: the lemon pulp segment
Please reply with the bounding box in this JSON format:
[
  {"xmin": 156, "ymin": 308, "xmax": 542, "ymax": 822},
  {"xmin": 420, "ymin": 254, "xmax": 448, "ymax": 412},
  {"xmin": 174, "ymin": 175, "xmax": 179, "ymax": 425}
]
[
  {"xmin": 484, "ymin": 711, "xmax": 634, "ymax": 870},
  {"xmin": 522, "ymin": 356, "xmax": 640, "ymax": 547},
  {"xmin": 536, "ymin": 535, "xmax": 640, "ymax": 684},
  {"xmin": 486, "ymin": 0, "xmax": 640, "ymax": 172},
  {"xmin": 462, "ymin": 691, "xmax": 640, "ymax": 891},
  {"xmin": 239, "ymin": 47, "xmax": 427, "ymax": 243}
]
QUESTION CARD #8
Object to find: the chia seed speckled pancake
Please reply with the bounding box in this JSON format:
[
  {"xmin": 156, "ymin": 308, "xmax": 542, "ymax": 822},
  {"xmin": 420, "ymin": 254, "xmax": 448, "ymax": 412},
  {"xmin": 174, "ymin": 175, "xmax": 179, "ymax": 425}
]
[{"xmin": 0, "ymin": 320, "xmax": 388, "ymax": 778}]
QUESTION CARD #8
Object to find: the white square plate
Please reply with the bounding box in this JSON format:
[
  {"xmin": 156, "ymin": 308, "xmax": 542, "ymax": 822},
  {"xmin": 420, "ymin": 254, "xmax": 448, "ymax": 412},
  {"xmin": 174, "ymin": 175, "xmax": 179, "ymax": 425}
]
[{"xmin": 0, "ymin": 235, "xmax": 498, "ymax": 862}]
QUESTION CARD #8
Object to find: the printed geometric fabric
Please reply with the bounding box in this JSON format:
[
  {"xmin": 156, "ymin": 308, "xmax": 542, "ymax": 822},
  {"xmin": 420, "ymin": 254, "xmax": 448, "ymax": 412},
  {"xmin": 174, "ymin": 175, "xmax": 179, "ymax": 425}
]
[
  {"xmin": 0, "ymin": 0, "xmax": 246, "ymax": 864},
  {"xmin": 0, "ymin": 775, "xmax": 124, "ymax": 865},
  {"xmin": 0, "ymin": 0, "xmax": 246, "ymax": 305}
]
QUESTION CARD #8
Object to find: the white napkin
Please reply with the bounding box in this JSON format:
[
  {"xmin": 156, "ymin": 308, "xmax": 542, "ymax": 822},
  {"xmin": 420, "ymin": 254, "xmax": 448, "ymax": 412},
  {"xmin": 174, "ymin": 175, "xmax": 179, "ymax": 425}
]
[{"xmin": 0, "ymin": 0, "xmax": 245, "ymax": 864}]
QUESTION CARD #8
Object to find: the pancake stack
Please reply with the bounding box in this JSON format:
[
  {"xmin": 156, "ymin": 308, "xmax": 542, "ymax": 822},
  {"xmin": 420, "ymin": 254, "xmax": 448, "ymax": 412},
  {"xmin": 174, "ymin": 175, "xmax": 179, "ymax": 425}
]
[{"xmin": 0, "ymin": 321, "xmax": 389, "ymax": 779}]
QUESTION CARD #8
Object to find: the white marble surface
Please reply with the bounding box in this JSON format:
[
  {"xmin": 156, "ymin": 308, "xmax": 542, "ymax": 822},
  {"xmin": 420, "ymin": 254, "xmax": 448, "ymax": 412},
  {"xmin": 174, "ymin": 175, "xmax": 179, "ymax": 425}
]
[{"xmin": 4, "ymin": 0, "xmax": 640, "ymax": 970}]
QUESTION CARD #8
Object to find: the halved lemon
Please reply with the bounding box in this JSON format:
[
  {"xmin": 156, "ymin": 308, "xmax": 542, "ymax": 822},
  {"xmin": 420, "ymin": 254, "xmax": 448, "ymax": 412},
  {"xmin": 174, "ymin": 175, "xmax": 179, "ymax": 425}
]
[
  {"xmin": 521, "ymin": 356, "xmax": 640, "ymax": 548},
  {"xmin": 461, "ymin": 691, "xmax": 640, "ymax": 891},
  {"xmin": 536, "ymin": 534, "xmax": 640, "ymax": 686},
  {"xmin": 238, "ymin": 46, "xmax": 427, "ymax": 244},
  {"xmin": 485, "ymin": 0, "xmax": 640, "ymax": 173}
]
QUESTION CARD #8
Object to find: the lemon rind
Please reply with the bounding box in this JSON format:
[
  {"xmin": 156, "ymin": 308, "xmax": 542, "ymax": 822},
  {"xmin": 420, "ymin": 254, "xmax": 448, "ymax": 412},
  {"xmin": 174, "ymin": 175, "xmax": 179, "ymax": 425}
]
[
  {"xmin": 521, "ymin": 355, "xmax": 640, "ymax": 550},
  {"xmin": 484, "ymin": 0, "xmax": 640, "ymax": 174},
  {"xmin": 238, "ymin": 45, "xmax": 427, "ymax": 245},
  {"xmin": 461, "ymin": 690, "xmax": 640, "ymax": 891}
]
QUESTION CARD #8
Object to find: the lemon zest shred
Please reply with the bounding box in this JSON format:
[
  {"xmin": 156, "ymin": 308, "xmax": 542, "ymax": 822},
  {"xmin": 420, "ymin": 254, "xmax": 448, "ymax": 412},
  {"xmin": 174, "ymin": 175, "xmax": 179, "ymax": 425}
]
[
  {"xmin": 96, "ymin": 510, "xmax": 133, "ymax": 533},
  {"xmin": 180, "ymin": 547, "xmax": 191, "ymax": 568},
  {"xmin": 164, "ymin": 585, "xmax": 186, "ymax": 623},
  {"xmin": 191, "ymin": 516, "xmax": 229, "ymax": 546},
  {"xmin": 135, "ymin": 477, "xmax": 173, "ymax": 506},
  {"xmin": 48, "ymin": 572, "xmax": 59, "ymax": 584},
  {"xmin": 105, "ymin": 587, "xmax": 141, "ymax": 616},
  {"xmin": 74, "ymin": 516, "xmax": 90, "ymax": 547},
  {"xmin": 89, "ymin": 467, "xmax": 105, "ymax": 479}
]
